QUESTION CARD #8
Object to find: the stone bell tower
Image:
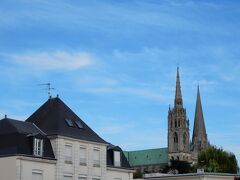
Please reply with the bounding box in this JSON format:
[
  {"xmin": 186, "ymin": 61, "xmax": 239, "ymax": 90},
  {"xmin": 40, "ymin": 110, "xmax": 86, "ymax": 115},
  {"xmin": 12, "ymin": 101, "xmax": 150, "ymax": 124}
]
[{"xmin": 168, "ymin": 67, "xmax": 191, "ymax": 162}]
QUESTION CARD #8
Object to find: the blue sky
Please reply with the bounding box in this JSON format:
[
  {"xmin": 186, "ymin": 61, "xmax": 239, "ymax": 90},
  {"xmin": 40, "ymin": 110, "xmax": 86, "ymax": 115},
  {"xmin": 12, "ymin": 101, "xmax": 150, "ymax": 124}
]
[{"xmin": 0, "ymin": 0, "xmax": 239, "ymax": 164}]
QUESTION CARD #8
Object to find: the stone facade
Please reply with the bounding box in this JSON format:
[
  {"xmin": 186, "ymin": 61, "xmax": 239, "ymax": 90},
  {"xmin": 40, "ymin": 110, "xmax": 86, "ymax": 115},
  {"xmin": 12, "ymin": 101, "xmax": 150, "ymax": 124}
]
[
  {"xmin": 137, "ymin": 173, "xmax": 237, "ymax": 180},
  {"xmin": 48, "ymin": 135, "xmax": 133, "ymax": 180},
  {"xmin": 49, "ymin": 135, "xmax": 108, "ymax": 180},
  {"xmin": 0, "ymin": 156, "xmax": 56, "ymax": 180},
  {"xmin": 0, "ymin": 135, "xmax": 133, "ymax": 180}
]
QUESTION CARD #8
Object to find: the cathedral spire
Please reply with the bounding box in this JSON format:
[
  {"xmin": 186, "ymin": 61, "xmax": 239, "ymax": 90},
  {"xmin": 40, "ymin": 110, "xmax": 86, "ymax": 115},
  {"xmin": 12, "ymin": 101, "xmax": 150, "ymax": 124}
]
[
  {"xmin": 192, "ymin": 85, "xmax": 208, "ymax": 150},
  {"xmin": 168, "ymin": 67, "xmax": 191, "ymax": 161},
  {"xmin": 174, "ymin": 67, "xmax": 183, "ymax": 107}
]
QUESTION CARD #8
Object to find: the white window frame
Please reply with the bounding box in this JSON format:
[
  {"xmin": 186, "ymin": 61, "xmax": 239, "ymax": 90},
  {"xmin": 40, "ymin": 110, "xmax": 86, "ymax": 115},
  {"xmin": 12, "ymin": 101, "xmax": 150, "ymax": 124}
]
[
  {"xmin": 93, "ymin": 147, "xmax": 100, "ymax": 167},
  {"xmin": 79, "ymin": 146, "xmax": 87, "ymax": 166},
  {"xmin": 78, "ymin": 175, "xmax": 87, "ymax": 180},
  {"xmin": 114, "ymin": 151, "xmax": 121, "ymax": 167},
  {"xmin": 63, "ymin": 174, "xmax": 73, "ymax": 180},
  {"xmin": 33, "ymin": 138, "xmax": 43, "ymax": 157},
  {"xmin": 65, "ymin": 144, "xmax": 73, "ymax": 164},
  {"xmin": 32, "ymin": 170, "xmax": 43, "ymax": 180},
  {"xmin": 92, "ymin": 177, "xmax": 100, "ymax": 180}
]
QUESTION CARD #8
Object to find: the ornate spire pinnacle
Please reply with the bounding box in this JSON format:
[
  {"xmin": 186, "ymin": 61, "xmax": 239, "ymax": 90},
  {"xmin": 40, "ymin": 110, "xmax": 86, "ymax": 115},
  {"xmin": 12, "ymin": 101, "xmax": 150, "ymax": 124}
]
[
  {"xmin": 192, "ymin": 85, "xmax": 208, "ymax": 149},
  {"xmin": 174, "ymin": 67, "xmax": 183, "ymax": 107}
]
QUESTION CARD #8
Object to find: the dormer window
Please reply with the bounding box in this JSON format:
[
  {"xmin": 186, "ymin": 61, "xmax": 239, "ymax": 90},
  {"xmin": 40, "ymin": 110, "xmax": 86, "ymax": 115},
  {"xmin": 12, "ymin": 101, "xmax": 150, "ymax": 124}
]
[
  {"xmin": 33, "ymin": 138, "xmax": 43, "ymax": 157},
  {"xmin": 114, "ymin": 151, "xmax": 121, "ymax": 167}
]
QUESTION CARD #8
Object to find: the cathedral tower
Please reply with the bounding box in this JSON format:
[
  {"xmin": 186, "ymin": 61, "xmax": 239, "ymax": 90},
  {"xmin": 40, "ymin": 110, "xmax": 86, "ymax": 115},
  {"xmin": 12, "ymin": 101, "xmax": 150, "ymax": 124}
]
[
  {"xmin": 168, "ymin": 68, "xmax": 191, "ymax": 161},
  {"xmin": 191, "ymin": 86, "xmax": 208, "ymax": 161}
]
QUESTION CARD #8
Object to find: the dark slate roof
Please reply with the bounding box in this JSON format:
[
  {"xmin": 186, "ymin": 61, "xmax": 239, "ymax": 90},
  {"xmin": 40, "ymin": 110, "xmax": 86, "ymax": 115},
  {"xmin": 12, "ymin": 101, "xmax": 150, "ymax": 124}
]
[
  {"xmin": 107, "ymin": 144, "xmax": 131, "ymax": 169},
  {"xmin": 26, "ymin": 97, "xmax": 108, "ymax": 144},
  {"xmin": 0, "ymin": 118, "xmax": 55, "ymax": 159},
  {"xmin": 0, "ymin": 118, "xmax": 45, "ymax": 135}
]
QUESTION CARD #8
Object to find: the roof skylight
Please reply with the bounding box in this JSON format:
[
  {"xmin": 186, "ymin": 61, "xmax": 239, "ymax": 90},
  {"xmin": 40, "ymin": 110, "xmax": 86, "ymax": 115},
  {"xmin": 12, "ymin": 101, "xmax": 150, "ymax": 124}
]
[
  {"xmin": 65, "ymin": 119, "xmax": 74, "ymax": 127},
  {"xmin": 75, "ymin": 119, "xmax": 83, "ymax": 129}
]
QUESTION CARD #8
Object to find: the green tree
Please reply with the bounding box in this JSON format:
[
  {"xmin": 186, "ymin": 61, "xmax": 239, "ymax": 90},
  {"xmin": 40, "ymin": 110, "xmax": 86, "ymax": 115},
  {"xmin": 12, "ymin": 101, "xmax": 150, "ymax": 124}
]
[
  {"xmin": 133, "ymin": 169, "xmax": 142, "ymax": 179},
  {"xmin": 198, "ymin": 146, "xmax": 239, "ymax": 173},
  {"xmin": 170, "ymin": 160, "xmax": 192, "ymax": 174},
  {"xmin": 163, "ymin": 160, "xmax": 193, "ymax": 174}
]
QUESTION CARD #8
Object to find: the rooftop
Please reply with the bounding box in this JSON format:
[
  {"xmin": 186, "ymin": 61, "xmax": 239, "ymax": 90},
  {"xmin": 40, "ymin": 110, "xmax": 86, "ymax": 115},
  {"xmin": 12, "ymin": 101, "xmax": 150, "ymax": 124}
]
[
  {"xmin": 124, "ymin": 148, "xmax": 168, "ymax": 167},
  {"xmin": 26, "ymin": 97, "xmax": 108, "ymax": 144}
]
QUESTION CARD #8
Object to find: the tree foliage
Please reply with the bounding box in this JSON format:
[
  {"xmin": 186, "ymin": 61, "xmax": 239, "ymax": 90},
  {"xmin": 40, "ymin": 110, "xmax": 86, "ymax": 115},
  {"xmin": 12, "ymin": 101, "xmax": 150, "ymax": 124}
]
[
  {"xmin": 198, "ymin": 146, "xmax": 239, "ymax": 173},
  {"xmin": 163, "ymin": 160, "xmax": 193, "ymax": 174},
  {"xmin": 170, "ymin": 160, "xmax": 192, "ymax": 174},
  {"xmin": 133, "ymin": 169, "xmax": 142, "ymax": 179}
]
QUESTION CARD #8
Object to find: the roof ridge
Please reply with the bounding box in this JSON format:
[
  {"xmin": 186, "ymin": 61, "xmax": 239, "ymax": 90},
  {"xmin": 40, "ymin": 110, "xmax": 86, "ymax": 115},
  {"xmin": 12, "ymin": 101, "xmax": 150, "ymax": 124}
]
[
  {"xmin": 32, "ymin": 123, "xmax": 46, "ymax": 135},
  {"xmin": 126, "ymin": 147, "xmax": 168, "ymax": 153}
]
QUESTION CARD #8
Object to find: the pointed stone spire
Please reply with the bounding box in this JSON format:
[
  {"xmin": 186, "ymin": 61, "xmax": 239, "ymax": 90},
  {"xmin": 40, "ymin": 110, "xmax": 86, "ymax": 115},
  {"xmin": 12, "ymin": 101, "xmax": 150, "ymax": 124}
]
[
  {"xmin": 192, "ymin": 85, "xmax": 208, "ymax": 150},
  {"xmin": 174, "ymin": 67, "xmax": 183, "ymax": 107},
  {"xmin": 168, "ymin": 67, "xmax": 191, "ymax": 161}
]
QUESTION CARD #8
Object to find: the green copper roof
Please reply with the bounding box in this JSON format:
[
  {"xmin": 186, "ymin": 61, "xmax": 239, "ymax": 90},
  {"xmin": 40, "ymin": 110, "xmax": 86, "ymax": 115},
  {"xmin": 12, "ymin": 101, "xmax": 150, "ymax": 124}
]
[{"xmin": 124, "ymin": 147, "xmax": 168, "ymax": 167}]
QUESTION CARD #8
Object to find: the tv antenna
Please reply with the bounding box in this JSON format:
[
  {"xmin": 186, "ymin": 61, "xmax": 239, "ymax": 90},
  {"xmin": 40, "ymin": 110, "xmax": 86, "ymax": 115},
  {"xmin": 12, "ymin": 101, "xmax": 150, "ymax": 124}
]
[{"xmin": 38, "ymin": 83, "xmax": 55, "ymax": 99}]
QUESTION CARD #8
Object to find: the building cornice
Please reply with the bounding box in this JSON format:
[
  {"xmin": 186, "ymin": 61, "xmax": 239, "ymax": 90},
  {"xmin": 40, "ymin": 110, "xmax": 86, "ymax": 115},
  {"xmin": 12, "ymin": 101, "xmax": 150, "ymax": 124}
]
[
  {"xmin": 107, "ymin": 166, "xmax": 135, "ymax": 173},
  {"xmin": 0, "ymin": 155, "xmax": 57, "ymax": 164},
  {"xmin": 47, "ymin": 135, "xmax": 109, "ymax": 146}
]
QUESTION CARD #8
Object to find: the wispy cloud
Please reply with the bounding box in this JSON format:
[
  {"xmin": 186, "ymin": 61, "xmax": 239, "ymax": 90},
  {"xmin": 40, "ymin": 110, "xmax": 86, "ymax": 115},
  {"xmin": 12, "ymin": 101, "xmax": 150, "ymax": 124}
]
[
  {"xmin": 84, "ymin": 86, "xmax": 168, "ymax": 102},
  {"xmin": 7, "ymin": 51, "xmax": 94, "ymax": 71},
  {"xmin": 0, "ymin": 0, "xmax": 236, "ymax": 36},
  {"xmin": 97, "ymin": 124, "xmax": 133, "ymax": 135},
  {"xmin": 120, "ymin": 129, "xmax": 167, "ymax": 151}
]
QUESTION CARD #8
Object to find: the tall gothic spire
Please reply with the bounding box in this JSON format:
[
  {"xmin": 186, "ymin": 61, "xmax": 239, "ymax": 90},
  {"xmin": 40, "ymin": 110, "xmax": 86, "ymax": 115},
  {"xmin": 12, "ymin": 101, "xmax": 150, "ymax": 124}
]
[
  {"xmin": 174, "ymin": 67, "xmax": 183, "ymax": 107},
  {"xmin": 168, "ymin": 67, "xmax": 191, "ymax": 161},
  {"xmin": 192, "ymin": 85, "xmax": 207, "ymax": 147}
]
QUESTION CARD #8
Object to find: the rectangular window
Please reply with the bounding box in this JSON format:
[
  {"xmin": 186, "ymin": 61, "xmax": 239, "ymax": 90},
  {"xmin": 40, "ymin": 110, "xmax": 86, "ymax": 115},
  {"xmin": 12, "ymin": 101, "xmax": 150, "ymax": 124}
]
[
  {"xmin": 93, "ymin": 148, "xmax": 100, "ymax": 167},
  {"xmin": 63, "ymin": 175, "xmax": 73, "ymax": 180},
  {"xmin": 65, "ymin": 144, "xmax": 72, "ymax": 164},
  {"xmin": 65, "ymin": 118, "xmax": 74, "ymax": 127},
  {"xmin": 79, "ymin": 146, "xmax": 87, "ymax": 166},
  {"xmin": 114, "ymin": 151, "xmax": 121, "ymax": 167},
  {"xmin": 92, "ymin": 178, "xmax": 100, "ymax": 180},
  {"xmin": 78, "ymin": 176, "xmax": 87, "ymax": 180},
  {"xmin": 33, "ymin": 138, "xmax": 43, "ymax": 157},
  {"xmin": 32, "ymin": 170, "xmax": 43, "ymax": 180},
  {"xmin": 75, "ymin": 119, "xmax": 83, "ymax": 129}
]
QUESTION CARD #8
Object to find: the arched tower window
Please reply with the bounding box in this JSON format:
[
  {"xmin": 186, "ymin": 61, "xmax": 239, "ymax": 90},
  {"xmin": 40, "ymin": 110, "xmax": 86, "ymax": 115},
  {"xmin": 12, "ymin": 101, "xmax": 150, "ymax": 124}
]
[
  {"xmin": 183, "ymin": 133, "xmax": 187, "ymax": 145},
  {"xmin": 174, "ymin": 132, "xmax": 178, "ymax": 144},
  {"xmin": 171, "ymin": 121, "xmax": 173, "ymax": 128},
  {"xmin": 178, "ymin": 120, "xmax": 180, "ymax": 127},
  {"xmin": 175, "ymin": 120, "xmax": 177, "ymax": 128}
]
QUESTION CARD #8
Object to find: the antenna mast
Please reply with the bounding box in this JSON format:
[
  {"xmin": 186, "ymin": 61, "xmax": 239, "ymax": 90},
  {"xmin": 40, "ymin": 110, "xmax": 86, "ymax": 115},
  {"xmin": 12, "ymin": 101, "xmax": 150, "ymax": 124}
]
[{"xmin": 38, "ymin": 83, "xmax": 55, "ymax": 99}]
